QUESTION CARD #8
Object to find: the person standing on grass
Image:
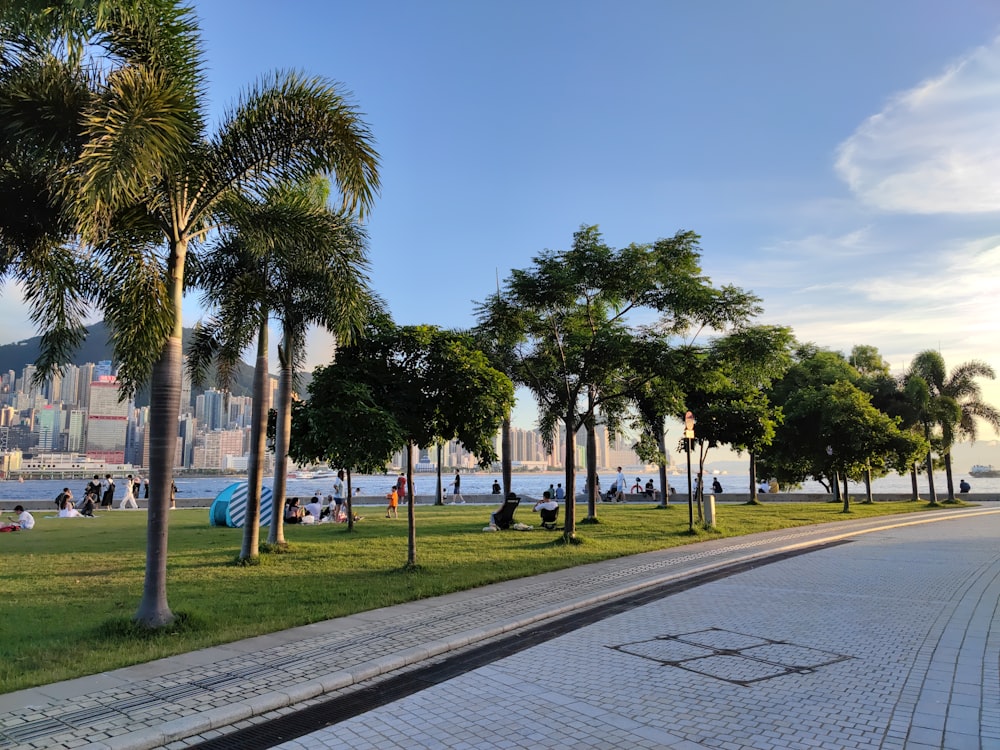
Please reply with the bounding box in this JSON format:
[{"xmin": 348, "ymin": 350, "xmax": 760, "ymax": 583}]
[
  {"xmin": 119, "ymin": 474, "xmax": 139, "ymax": 509},
  {"xmin": 615, "ymin": 466, "xmax": 627, "ymax": 502},
  {"xmin": 385, "ymin": 486, "xmax": 399, "ymax": 518},
  {"xmin": 453, "ymin": 470, "xmax": 464, "ymax": 503},
  {"xmin": 170, "ymin": 481, "xmax": 178, "ymax": 509},
  {"xmin": 101, "ymin": 474, "xmax": 115, "ymax": 509},
  {"xmin": 396, "ymin": 472, "xmax": 406, "ymax": 503},
  {"xmin": 333, "ymin": 470, "xmax": 346, "ymax": 518}
]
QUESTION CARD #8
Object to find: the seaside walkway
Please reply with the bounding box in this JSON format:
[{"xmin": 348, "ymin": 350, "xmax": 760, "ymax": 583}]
[{"xmin": 1, "ymin": 506, "xmax": 998, "ymax": 749}]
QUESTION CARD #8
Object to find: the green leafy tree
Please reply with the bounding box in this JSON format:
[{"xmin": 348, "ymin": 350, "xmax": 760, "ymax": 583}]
[
  {"xmin": 478, "ymin": 225, "xmax": 759, "ymax": 541},
  {"xmin": 5, "ymin": 2, "xmax": 379, "ymax": 625},
  {"xmin": 304, "ymin": 321, "xmax": 514, "ymax": 566}
]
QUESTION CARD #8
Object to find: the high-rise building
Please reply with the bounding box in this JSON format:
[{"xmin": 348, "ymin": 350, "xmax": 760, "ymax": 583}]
[
  {"xmin": 67, "ymin": 409, "xmax": 87, "ymax": 452},
  {"xmin": 86, "ymin": 376, "xmax": 128, "ymax": 463},
  {"xmin": 36, "ymin": 404, "xmax": 59, "ymax": 451}
]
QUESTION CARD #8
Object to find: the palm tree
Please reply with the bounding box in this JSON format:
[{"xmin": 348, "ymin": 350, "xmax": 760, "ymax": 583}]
[
  {"xmin": 189, "ymin": 179, "xmax": 375, "ymax": 559},
  {"xmin": 8, "ymin": 3, "xmax": 379, "ymax": 624},
  {"xmin": 909, "ymin": 351, "xmax": 999, "ymax": 502}
]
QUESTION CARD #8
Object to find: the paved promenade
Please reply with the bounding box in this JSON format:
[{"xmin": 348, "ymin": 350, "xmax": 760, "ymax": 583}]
[{"xmin": 2, "ymin": 506, "xmax": 998, "ymax": 750}]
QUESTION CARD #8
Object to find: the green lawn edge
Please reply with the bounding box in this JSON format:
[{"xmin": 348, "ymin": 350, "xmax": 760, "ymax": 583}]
[{"xmin": 0, "ymin": 500, "xmax": 958, "ymax": 693}]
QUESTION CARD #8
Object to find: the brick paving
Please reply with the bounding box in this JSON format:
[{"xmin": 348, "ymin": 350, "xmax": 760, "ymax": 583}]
[{"xmin": 1, "ymin": 507, "xmax": 997, "ymax": 750}]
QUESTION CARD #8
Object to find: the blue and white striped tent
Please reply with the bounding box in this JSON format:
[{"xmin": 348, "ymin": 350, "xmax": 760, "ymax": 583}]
[{"xmin": 209, "ymin": 483, "xmax": 273, "ymax": 528}]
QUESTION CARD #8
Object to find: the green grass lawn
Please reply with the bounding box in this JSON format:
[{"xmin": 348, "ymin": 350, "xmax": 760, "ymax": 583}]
[{"xmin": 0, "ymin": 499, "xmax": 956, "ymax": 693}]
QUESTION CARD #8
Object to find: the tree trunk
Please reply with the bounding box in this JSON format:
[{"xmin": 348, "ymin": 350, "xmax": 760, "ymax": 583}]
[
  {"xmin": 864, "ymin": 466, "xmax": 873, "ymax": 503},
  {"xmin": 832, "ymin": 469, "xmax": 841, "ymax": 505},
  {"xmin": 435, "ymin": 443, "xmax": 444, "ymax": 505},
  {"xmin": 909, "ymin": 462, "xmax": 919, "ymax": 501},
  {"xmin": 134, "ymin": 241, "xmax": 187, "ymax": 627},
  {"xmin": 944, "ymin": 452, "xmax": 956, "ymax": 502},
  {"xmin": 696, "ymin": 440, "xmax": 706, "ymax": 521},
  {"xmin": 585, "ymin": 419, "xmax": 598, "ymax": 520},
  {"xmin": 924, "ymin": 450, "xmax": 938, "ymax": 504},
  {"xmin": 240, "ymin": 315, "xmax": 269, "ymax": 561},
  {"xmin": 134, "ymin": 332, "xmax": 182, "ymax": 627},
  {"xmin": 267, "ymin": 334, "xmax": 294, "ymax": 545},
  {"xmin": 406, "ymin": 441, "xmax": 416, "ymax": 565},
  {"xmin": 841, "ymin": 473, "xmax": 850, "ymax": 513},
  {"xmin": 501, "ymin": 415, "xmax": 512, "ymax": 498},
  {"xmin": 748, "ymin": 452, "xmax": 759, "ymax": 504},
  {"xmin": 656, "ymin": 423, "xmax": 670, "ymax": 507},
  {"xmin": 562, "ymin": 415, "xmax": 576, "ymax": 541},
  {"xmin": 346, "ymin": 469, "xmax": 354, "ymax": 531}
]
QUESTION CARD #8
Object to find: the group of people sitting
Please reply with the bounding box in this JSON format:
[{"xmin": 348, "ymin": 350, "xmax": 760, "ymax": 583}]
[{"xmin": 284, "ymin": 494, "xmax": 360, "ymax": 525}]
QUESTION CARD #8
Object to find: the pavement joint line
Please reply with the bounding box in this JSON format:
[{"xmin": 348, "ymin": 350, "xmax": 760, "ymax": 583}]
[{"xmin": 1, "ymin": 506, "xmax": 997, "ymax": 750}]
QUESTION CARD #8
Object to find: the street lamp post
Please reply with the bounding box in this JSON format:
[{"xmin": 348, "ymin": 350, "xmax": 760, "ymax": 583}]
[{"xmin": 684, "ymin": 411, "xmax": 695, "ymax": 532}]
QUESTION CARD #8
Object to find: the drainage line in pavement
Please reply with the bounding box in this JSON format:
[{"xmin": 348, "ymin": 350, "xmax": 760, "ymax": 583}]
[{"xmin": 187, "ymin": 539, "xmax": 852, "ymax": 750}]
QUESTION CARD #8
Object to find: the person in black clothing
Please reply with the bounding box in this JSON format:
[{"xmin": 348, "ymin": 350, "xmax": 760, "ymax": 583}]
[
  {"xmin": 959, "ymin": 479, "xmax": 971, "ymax": 493},
  {"xmin": 712, "ymin": 477, "xmax": 723, "ymax": 494}
]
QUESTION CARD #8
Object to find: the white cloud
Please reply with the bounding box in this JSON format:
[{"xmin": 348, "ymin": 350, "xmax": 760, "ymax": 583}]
[{"xmin": 835, "ymin": 35, "xmax": 1000, "ymax": 214}]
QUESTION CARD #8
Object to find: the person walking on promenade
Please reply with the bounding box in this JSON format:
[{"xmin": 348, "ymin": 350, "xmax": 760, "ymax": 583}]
[
  {"xmin": 453, "ymin": 470, "xmax": 464, "ymax": 503},
  {"xmin": 119, "ymin": 474, "xmax": 139, "ymax": 509}
]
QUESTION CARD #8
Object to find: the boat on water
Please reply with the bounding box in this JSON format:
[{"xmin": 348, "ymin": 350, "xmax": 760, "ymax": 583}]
[{"xmin": 969, "ymin": 464, "xmax": 1000, "ymax": 478}]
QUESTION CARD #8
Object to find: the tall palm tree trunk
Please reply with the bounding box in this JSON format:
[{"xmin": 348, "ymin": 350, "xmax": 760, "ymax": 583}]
[
  {"xmin": 924, "ymin": 450, "xmax": 938, "ymax": 504},
  {"xmin": 240, "ymin": 314, "xmax": 269, "ymax": 561},
  {"xmin": 135, "ymin": 335, "xmax": 182, "ymax": 627},
  {"xmin": 134, "ymin": 244, "xmax": 187, "ymax": 627},
  {"xmin": 943, "ymin": 452, "xmax": 956, "ymax": 502},
  {"xmin": 267, "ymin": 337, "xmax": 294, "ymax": 545}
]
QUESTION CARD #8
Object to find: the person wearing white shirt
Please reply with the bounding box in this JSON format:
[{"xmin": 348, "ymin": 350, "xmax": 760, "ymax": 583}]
[
  {"xmin": 615, "ymin": 466, "xmax": 627, "ymax": 502},
  {"xmin": 14, "ymin": 505, "xmax": 34, "ymax": 529}
]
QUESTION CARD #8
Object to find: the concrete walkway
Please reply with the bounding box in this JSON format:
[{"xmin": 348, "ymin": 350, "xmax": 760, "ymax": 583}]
[{"xmin": 2, "ymin": 506, "xmax": 997, "ymax": 750}]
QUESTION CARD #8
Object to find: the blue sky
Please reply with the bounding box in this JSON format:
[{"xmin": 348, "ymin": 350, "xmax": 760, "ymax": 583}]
[{"xmin": 5, "ymin": 1, "xmax": 1000, "ymax": 439}]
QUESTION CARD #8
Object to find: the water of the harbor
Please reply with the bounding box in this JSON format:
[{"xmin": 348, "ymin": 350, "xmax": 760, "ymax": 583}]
[{"xmin": 1, "ymin": 471, "xmax": 997, "ymax": 504}]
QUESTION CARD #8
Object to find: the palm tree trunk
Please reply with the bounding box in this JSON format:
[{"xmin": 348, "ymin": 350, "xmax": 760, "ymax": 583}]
[
  {"xmin": 406, "ymin": 441, "xmax": 416, "ymax": 566},
  {"xmin": 135, "ymin": 242, "xmax": 186, "ymax": 627},
  {"xmin": 267, "ymin": 336, "xmax": 294, "ymax": 545},
  {"xmin": 924, "ymin": 450, "xmax": 938, "ymax": 504},
  {"xmin": 134, "ymin": 334, "xmax": 181, "ymax": 627},
  {"xmin": 240, "ymin": 314, "xmax": 269, "ymax": 561},
  {"xmin": 944, "ymin": 452, "xmax": 956, "ymax": 502},
  {"xmin": 562, "ymin": 414, "xmax": 576, "ymax": 541}
]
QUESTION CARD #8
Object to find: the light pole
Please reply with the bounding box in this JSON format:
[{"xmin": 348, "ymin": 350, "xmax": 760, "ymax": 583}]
[{"xmin": 684, "ymin": 411, "xmax": 695, "ymax": 532}]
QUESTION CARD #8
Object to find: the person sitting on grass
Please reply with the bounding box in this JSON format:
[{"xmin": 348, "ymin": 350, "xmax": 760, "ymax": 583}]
[
  {"xmin": 385, "ymin": 486, "xmax": 399, "ymax": 518},
  {"xmin": 284, "ymin": 497, "xmax": 304, "ymax": 524},
  {"xmin": 1, "ymin": 505, "xmax": 34, "ymax": 531},
  {"xmin": 58, "ymin": 501, "xmax": 83, "ymax": 518}
]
